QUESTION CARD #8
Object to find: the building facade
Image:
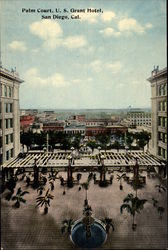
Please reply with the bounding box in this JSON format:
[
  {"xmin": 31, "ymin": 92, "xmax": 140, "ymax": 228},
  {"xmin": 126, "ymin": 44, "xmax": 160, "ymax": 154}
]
[
  {"xmin": 127, "ymin": 111, "xmax": 151, "ymax": 127},
  {"xmin": 147, "ymin": 66, "xmax": 167, "ymax": 161},
  {"xmin": 20, "ymin": 115, "xmax": 35, "ymax": 132},
  {"xmin": 0, "ymin": 67, "xmax": 23, "ymax": 165}
]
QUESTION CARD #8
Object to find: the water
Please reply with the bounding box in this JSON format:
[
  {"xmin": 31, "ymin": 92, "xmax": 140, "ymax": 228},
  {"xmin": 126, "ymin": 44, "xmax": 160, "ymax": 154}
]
[{"xmin": 71, "ymin": 221, "xmax": 107, "ymax": 249}]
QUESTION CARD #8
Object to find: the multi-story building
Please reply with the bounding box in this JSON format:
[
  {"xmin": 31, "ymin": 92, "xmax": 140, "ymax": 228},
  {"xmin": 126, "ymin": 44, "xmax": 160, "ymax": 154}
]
[
  {"xmin": 20, "ymin": 115, "xmax": 35, "ymax": 132},
  {"xmin": 42, "ymin": 121, "xmax": 65, "ymax": 132},
  {"xmin": 0, "ymin": 66, "xmax": 23, "ymax": 165},
  {"xmin": 147, "ymin": 66, "xmax": 167, "ymax": 161},
  {"xmin": 127, "ymin": 111, "xmax": 152, "ymax": 127}
]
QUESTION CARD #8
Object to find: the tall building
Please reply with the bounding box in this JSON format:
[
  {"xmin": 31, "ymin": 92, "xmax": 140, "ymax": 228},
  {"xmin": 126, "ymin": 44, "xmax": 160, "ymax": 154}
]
[
  {"xmin": 0, "ymin": 66, "xmax": 23, "ymax": 165},
  {"xmin": 147, "ymin": 66, "xmax": 167, "ymax": 161}
]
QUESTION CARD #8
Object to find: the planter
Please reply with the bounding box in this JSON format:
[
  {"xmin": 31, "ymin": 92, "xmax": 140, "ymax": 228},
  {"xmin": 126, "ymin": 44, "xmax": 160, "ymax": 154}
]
[{"xmin": 132, "ymin": 223, "xmax": 137, "ymax": 231}]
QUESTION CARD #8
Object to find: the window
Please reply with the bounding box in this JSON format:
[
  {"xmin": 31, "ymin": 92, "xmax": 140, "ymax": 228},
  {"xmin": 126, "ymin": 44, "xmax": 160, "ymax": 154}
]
[
  {"xmin": 10, "ymin": 119, "xmax": 12, "ymax": 128},
  {"xmin": 9, "ymin": 103, "xmax": 12, "ymax": 112},
  {"xmin": 10, "ymin": 148, "xmax": 13, "ymax": 158},
  {"xmin": 4, "ymin": 85, "xmax": 7, "ymax": 97},
  {"xmin": 158, "ymin": 147, "xmax": 161, "ymax": 156},
  {"xmin": 6, "ymin": 151, "xmax": 9, "ymax": 161},
  {"xmin": 163, "ymin": 101, "xmax": 166, "ymax": 111},
  {"xmin": 158, "ymin": 117, "xmax": 163, "ymax": 127},
  {"xmin": 158, "ymin": 132, "xmax": 162, "ymax": 141},
  {"xmin": 163, "ymin": 117, "xmax": 166, "ymax": 127},
  {"xmin": 5, "ymin": 119, "xmax": 8, "ymax": 129},
  {"xmin": 6, "ymin": 135, "xmax": 9, "ymax": 144},
  {"xmin": 9, "ymin": 87, "xmax": 12, "ymax": 97},
  {"xmin": 5, "ymin": 103, "xmax": 8, "ymax": 113},
  {"xmin": 10, "ymin": 134, "xmax": 13, "ymax": 143}
]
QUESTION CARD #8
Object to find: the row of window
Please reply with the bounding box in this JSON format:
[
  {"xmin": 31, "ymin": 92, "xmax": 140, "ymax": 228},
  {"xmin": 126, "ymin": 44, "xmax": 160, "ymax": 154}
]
[
  {"xmin": 158, "ymin": 117, "xmax": 167, "ymax": 128},
  {"xmin": 4, "ymin": 85, "xmax": 13, "ymax": 98},
  {"xmin": 5, "ymin": 103, "xmax": 13, "ymax": 113},
  {"xmin": 158, "ymin": 132, "xmax": 167, "ymax": 143},
  {"xmin": 158, "ymin": 147, "xmax": 167, "ymax": 160},
  {"xmin": 6, "ymin": 148, "xmax": 14, "ymax": 161},
  {"xmin": 158, "ymin": 101, "xmax": 167, "ymax": 112},
  {"xmin": 5, "ymin": 133, "xmax": 13, "ymax": 144},
  {"xmin": 129, "ymin": 115, "xmax": 151, "ymax": 118},
  {"xmin": 157, "ymin": 84, "xmax": 166, "ymax": 96}
]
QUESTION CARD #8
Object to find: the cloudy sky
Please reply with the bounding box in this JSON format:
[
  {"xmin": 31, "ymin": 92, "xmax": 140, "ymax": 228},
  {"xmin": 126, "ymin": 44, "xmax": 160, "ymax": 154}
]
[{"xmin": 1, "ymin": 0, "xmax": 166, "ymax": 109}]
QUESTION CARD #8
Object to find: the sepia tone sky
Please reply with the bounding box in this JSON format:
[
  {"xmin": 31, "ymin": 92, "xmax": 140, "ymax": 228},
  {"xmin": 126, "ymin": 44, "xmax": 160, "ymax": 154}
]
[{"xmin": 0, "ymin": 0, "xmax": 166, "ymax": 109}]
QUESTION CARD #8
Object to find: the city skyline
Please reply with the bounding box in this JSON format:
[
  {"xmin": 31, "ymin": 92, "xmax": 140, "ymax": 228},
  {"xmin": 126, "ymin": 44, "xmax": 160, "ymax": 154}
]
[{"xmin": 1, "ymin": 0, "xmax": 166, "ymax": 109}]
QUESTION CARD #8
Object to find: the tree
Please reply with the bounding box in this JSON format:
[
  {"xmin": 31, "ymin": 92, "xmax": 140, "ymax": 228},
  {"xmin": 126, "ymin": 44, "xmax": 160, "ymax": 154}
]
[
  {"xmin": 81, "ymin": 181, "xmax": 90, "ymax": 206},
  {"xmin": 61, "ymin": 219, "xmax": 74, "ymax": 235},
  {"xmin": 120, "ymin": 193, "xmax": 147, "ymax": 230},
  {"xmin": 157, "ymin": 206, "xmax": 165, "ymax": 219},
  {"xmin": 151, "ymin": 197, "xmax": 159, "ymax": 207},
  {"xmin": 37, "ymin": 185, "xmax": 45, "ymax": 195},
  {"xmin": 20, "ymin": 131, "xmax": 34, "ymax": 152},
  {"xmin": 116, "ymin": 173, "xmax": 126, "ymax": 190},
  {"xmin": 76, "ymin": 173, "xmax": 82, "ymax": 184},
  {"xmin": 48, "ymin": 171, "xmax": 58, "ymax": 190},
  {"xmin": 36, "ymin": 189, "xmax": 54, "ymax": 214},
  {"xmin": 101, "ymin": 218, "xmax": 115, "ymax": 233},
  {"xmin": 155, "ymin": 184, "xmax": 166, "ymax": 194},
  {"xmin": 86, "ymin": 141, "xmax": 97, "ymax": 153},
  {"xmin": 12, "ymin": 187, "xmax": 29, "ymax": 208},
  {"xmin": 34, "ymin": 132, "xmax": 46, "ymax": 149}
]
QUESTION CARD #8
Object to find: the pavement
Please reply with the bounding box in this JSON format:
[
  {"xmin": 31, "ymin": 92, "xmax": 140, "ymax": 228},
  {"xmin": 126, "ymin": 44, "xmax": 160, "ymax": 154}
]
[{"xmin": 1, "ymin": 170, "xmax": 167, "ymax": 250}]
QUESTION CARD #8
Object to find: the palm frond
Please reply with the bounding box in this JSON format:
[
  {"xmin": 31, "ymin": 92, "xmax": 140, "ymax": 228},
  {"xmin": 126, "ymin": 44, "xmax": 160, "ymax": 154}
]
[
  {"xmin": 21, "ymin": 191, "xmax": 29, "ymax": 196},
  {"xmin": 120, "ymin": 204, "xmax": 131, "ymax": 214}
]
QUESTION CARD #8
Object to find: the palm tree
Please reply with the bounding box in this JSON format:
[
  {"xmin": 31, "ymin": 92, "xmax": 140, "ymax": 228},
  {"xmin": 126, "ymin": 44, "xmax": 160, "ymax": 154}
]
[
  {"xmin": 36, "ymin": 189, "xmax": 54, "ymax": 214},
  {"xmin": 120, "ymin": 193, "xmax": 147, "ymax": 230},
  {"xmin": 157, "ymin": 206, "xmax": 165, "ymax": 219},
  {"xmin": 81, "ymin": 181, "xmax": 90, "ymax": 206},
  {"xmin": 76, "ymin": 173, "xmax": 82, "ymax": 184},
  {"xmin": 48, "ymin": 172, "xmax": 58, "ymax": 191},
  {"xmin": 87, "ymin": 172, "xmax": 93, "ymax": 182},
  {"xmin": 37, "ymin": 185, "xmax": 45, "ymax": 195},
  {"xmin": 12, "ymin": 187, "xmax": 29, "ymax": 208},
  {"xmin": 155, "ymin": 184, "xmax": 166, "ymax": 193},
  {"xmin": 101, "ymin": 217, "xmax": 115, "ymax": 233},
  {"xmin": 152, "ymin": 197, "xmax": 159, "ymax": 207},
  {"xmin": 61, "ymin": 219, "xmax": 74, "ymax": 235},
  {"xmin": 116, "ymin": 173, "xmax": 126, "ymax": 190}
]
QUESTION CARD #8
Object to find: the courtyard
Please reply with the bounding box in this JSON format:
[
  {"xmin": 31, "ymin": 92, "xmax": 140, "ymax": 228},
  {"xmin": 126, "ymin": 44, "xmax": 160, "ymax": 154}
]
[{"xmin": 1, "ymin": 154, "xmax": 167, "ymax": 250}]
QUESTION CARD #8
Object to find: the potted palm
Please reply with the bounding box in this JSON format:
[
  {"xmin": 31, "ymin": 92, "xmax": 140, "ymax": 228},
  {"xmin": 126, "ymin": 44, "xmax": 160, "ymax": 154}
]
[
  {"xmin": 120, "ymin": 193, "xmax": 147, "ymax": 230},
  {"xmin": 117, "ymin": 173, "xmax": 126, "ymax": 190},
  {"xmin": 36, "ymin": 189, "xmax": 54, "ymax": 214},
  {"xmin": 81, "ymin": 181, "xmax": 90, "ymax": 206},
  {"xmin": 61, "ymin": 219, "xmax": 74, "ymax": 235},
  {"xmin": 12, "ymin": 187, "xmax": 29, "ymax": 208},
  {"xmin": 101, "ymin": 217, "xmax": 115, "ymax": 233}
]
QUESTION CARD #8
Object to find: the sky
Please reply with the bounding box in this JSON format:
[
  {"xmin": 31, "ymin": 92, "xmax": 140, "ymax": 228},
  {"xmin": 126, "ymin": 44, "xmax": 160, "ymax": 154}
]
[{"xmin": 0, "ymin": 0, "xmax": 166, "ymax": 109}]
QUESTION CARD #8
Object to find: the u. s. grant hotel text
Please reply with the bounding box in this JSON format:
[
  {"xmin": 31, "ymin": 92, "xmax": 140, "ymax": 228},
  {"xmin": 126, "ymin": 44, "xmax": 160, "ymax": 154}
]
[{"xmin": 21, "ymin": 8, "xmax": 103, "ymax": 20}]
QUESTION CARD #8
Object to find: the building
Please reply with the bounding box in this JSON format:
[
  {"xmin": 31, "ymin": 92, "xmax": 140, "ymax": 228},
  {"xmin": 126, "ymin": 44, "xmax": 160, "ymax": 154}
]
[
  {"xmin": 20, "ymin": 115, "xmax": 35, "ymax": 132},
  {"xmin": 147, "ymin": 66, "xmax": 167, "ymax": 161},
  {"xmin": 86, "ymin": 125, "xmax": 127, "ymax": 136},
  {"xmin": 42, "ymin": 121, "xmax": 65, "ymax": 132},
  {"xmin": 0, "ymin": 66, "xmax": 23, "ymax": 164},
  {"xmin": 64, "ymin": 125, "xmax": 85, "ymax": 135},
  {"xmin": 85, "ymin": 119, "xmax": 113, "ymax": 127},
  {"xmin": 127, "ymin": 111, "xmax": 151, "ymax": 127}
]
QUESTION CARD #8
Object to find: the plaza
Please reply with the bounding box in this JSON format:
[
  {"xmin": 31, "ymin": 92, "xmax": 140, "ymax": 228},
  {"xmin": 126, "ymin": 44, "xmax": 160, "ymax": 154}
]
[{"xmin": 1, "ymin": 150, "xmax": 167, "ymax": 249}]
